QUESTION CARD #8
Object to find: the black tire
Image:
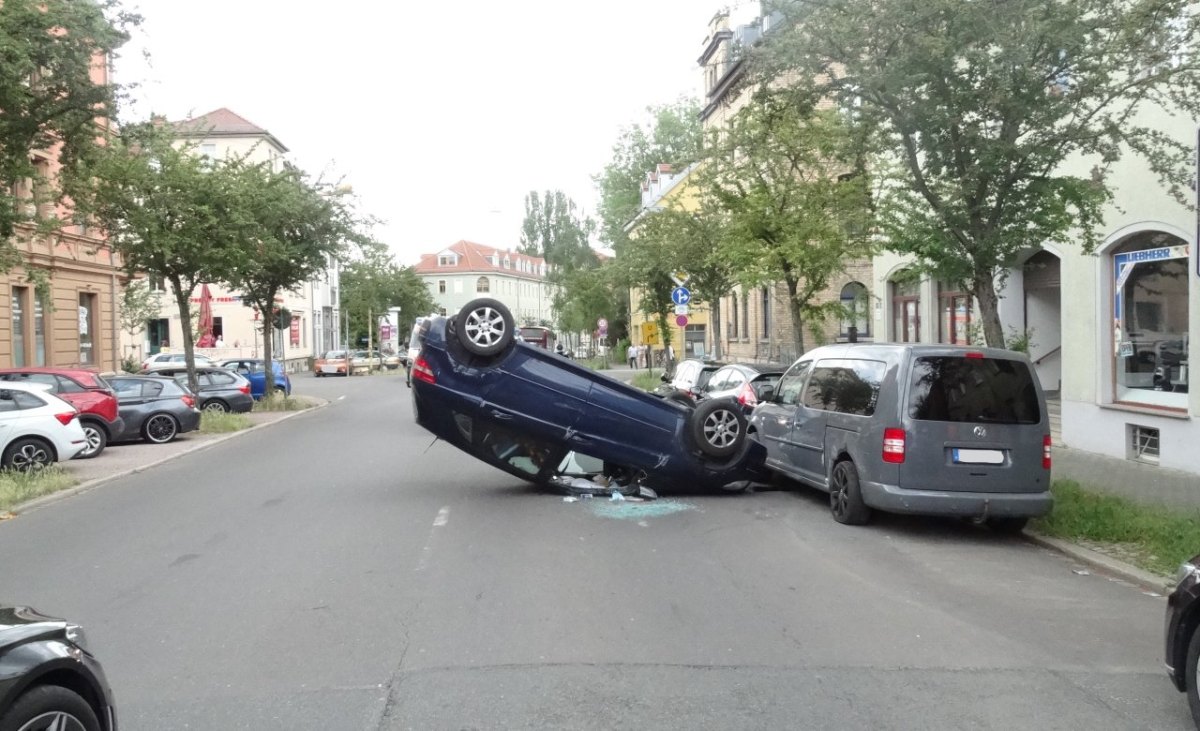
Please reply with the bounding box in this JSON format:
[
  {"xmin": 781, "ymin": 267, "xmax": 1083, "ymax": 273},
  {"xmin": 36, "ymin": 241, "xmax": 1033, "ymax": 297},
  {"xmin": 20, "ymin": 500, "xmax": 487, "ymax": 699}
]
[
  {"xmin": 830, "ymin": 460, "xmax": 871, "ymax": 525},
  {"xmin": 78, "ymin": 420, "xmax": 108, "ymax": 459},
  {"xmin": 316, "ymin": 371, "xmax": 324, "ymax": 378},
  {"xmin": 2, "ymin": 437, "xmax": 55, "ymax": 472},
  {"xmin": 203, "ymin": 399, "xmax": 229, "ymax": 413},
  {"xmin": 986, "ymin": 517, "xmax": 1029, "ymax": 534},
  {"xmin": 0, "ymin": 684, "xmax": 100, "ymax": 731},
  {"xmin": 454, "ymin": 298, "xmax": 515, "ymax": 357},
  {"xmin": 689, "ymin": 398, "xmax": 746, "ymax": 459},
  {"xmin": 143, "ymin": 413, "xmax": 179, "ymax": 444},
  {"xmin": 1185, "ymin": 624, "xmax": 1200, "ymax": 726}
]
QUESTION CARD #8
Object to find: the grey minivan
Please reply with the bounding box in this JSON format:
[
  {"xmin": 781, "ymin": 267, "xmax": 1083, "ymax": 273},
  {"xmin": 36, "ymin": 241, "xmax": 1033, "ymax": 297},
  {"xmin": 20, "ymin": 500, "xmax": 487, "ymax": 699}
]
[{"xmin": 750, "ymin": 344, "xmax": 1052, "ymax": 531}]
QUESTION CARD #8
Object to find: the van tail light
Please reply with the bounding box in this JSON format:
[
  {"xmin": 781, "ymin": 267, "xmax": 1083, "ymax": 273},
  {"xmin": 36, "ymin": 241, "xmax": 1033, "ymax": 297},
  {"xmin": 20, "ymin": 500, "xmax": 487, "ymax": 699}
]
[
  {"xmin": 181, "ymin": 395, "xmax": 196, "ymax": 409},
  {"xmin": 882, "ymin": 428, "xmax": 906, "ymax": 464},
  {"xmin": 239, "ymin": 384, "xmax": 251, "ymax": 395},
  {"xmin": 1043, "ymin": 434, "xmax": 1052, "ymax": 469},
  {"xmin": 737, "ymin": 383, "xmax": 757, "ymax": 409},
  {"xmin": 54, "ymin": 411, "xmax": 77, "ymax": 426},
  {"xmin": 412, "ymin": 356, "xmax": 436, "ymax": 385}
]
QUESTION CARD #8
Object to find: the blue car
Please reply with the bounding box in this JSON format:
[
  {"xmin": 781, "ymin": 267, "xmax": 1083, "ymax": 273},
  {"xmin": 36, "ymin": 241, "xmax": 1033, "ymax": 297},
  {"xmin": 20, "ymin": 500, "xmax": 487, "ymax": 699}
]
[
  {"xmin": 216, "ymin": 358, "xmax": 292, "ymax": 398},
  {"xmin": 409, "ymin": 298, "xmax": 767, "ymax": 492}
]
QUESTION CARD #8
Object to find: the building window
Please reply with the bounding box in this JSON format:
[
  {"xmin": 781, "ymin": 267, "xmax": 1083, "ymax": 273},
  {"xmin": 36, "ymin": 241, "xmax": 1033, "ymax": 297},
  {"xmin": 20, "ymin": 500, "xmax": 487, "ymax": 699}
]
[
  {"xmin": 79, "ymin": 293, "xmax": 97, "ymax": 366},
  {"xmin": 438, "ymin": 280, "xmax": 446, "ymax": 294},
  {"xmin": 33, "ymin": 294, "xmax": 46, "ymax": 365},
  {"xmin": 1112, "ymin": 232, "xmax": 1189, "ymax": 408},
  {"xmin": 200, "ymin": 143, "xmax": 217, "ymax": 157},
  {"xmin": 891, "ymin": 275, "xmax": 921, "ymax": 343},
  {"xmin": 438, "ymin": 255, "xmax": 456, "ymax": 266},
  {"xmin": 937, "ymin": 281, "xmax": 973, "ymax": 345},
  {"xmin": 476, "ymin": 276, "xmax": 490, "ymax": 293},
  {"xmin": 741, "ymin": 292, "xmax": 749, "ymax": 338},
  {"xmin": 840, "ymin": 282, "xmax": 870, "ymax": 340},
  {"xmin": 730, "ymin": 296, "xmax": 739, "ymax": 339},
  {"xmin": 761, "ymin": 287, "xmax": 771, "ymax": 339},
  {"xmin": 11, "ymin": 287, "xmax": 27, "ymax": 367},
  {"xmin": 149, "ymin": 277, "xmax": 166, "ymax": 292}
]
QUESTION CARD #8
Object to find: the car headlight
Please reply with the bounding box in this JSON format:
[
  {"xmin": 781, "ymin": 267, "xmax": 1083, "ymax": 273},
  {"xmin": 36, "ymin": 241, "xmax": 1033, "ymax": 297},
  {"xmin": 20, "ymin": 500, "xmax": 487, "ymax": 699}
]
[
  {"xmin": 1177, "ymin": 562, "xmax": 1198, "ymax": 585},
  {"xmin": 65, "ymin": 623, "xmax": 89, "ymax": 651}
]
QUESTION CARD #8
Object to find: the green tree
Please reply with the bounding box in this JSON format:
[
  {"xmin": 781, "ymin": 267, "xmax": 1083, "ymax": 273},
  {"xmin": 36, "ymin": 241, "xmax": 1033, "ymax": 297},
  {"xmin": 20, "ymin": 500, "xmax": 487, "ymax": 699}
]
[
  {"xmin": 119, "ymin": 278, "xmax": 162, "ymax": 361},
  {"xmin": 80, "ymin": 122, "xmax": 245, "ymax": 392},
  {"xmin": 225, "ymin": 165, "xmax": 365, "ymax": 394},
  {"xmin": 763, "ymin": 0, "xmax": 1200, "ymax": 346},
  {"xmin": 518, "ymin": 190, "xmax": 596, "ymax": 270},
  {"xmin": 340, "ymin": 244, "xmax": 435, "ymax": 351},
  {"xmin": 1, "ymin": 0, "xmax": 138, "ymax": 259},
  {"xmin": 701, "ymin": 84, "xmax": 873, "ymax": 354}
]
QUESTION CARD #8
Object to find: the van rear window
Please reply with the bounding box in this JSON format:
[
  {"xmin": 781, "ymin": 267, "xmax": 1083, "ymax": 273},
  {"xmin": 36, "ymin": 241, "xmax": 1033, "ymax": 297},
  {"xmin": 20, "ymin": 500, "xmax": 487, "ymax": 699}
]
[{"xmin": 908, "ymin": 356, "xmax": 1040, "ymax": 424}]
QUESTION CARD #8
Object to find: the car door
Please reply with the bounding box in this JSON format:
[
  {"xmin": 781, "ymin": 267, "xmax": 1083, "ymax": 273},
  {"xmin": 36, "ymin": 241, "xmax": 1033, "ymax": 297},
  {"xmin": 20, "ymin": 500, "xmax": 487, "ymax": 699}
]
[
  {"xmin": 794, "ymin": 359, "xmax": 887, "ymax": 487},
  {"xmin": 754, "ymin": 361, "xmax": 811, "ymax": 476},
  {"xmin": 110, "ymin": 378, "xmax": 149, "ymax": 434}
]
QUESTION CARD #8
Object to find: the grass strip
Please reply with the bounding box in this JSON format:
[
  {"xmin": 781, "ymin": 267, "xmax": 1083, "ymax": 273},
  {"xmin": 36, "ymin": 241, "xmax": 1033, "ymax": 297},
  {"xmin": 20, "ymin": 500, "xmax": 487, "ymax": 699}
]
[
  {"xmin": 630, "ymin": 370, "xmax": 665, "ymax": 392},
  {"xmin": 0, "ymin": 467, "xmax": 76, "ymax": 513},
  {"xmin": 252, "ymin": 394, "xmax": 312, "ymax": 412},
  {"xmin": 1033, "ymin": 479, "xmax": 1200, "ymax": 576},
  {"xmin": 200, "ymin": 411, "xmax": 253, "ymax": 433}
]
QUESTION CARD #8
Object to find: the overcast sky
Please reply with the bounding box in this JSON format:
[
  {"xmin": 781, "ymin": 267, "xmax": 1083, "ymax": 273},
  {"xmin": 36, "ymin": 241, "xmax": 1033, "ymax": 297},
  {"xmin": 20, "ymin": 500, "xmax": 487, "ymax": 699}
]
[{"xmin": 114, "ymin": 1, "xmax": 762, "ymax": 265}]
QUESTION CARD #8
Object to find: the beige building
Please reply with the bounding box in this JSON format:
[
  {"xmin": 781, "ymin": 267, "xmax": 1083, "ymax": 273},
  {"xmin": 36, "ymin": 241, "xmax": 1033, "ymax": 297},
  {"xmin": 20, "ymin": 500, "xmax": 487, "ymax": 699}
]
[
  {"xmin": 698, "ymin": 9, "xmax": 874, "ymax": 365},
  {"xmin": 3, "ymin": 55, "xmax": 124, "ymax": 372},
  {"xmin": 129, "ymin": 108, "xmax": 340, "ymax": 370}
]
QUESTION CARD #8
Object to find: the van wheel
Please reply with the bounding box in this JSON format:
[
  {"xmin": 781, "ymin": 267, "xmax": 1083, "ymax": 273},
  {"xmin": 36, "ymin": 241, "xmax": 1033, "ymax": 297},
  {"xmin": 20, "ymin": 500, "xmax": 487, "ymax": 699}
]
[
  {"xmin": 830, "ymin": 461, "xmax": 871, "ymax": 525},
  {"xmin": 690, "ymin": 399, "xmax": 745, "ymax": 459},
  {"xmin": 455, "ymin": 298, "xmax": 515, "ymax": 358},
  {"xmin": 985, "ymin": 517, "xmax": 1028, "ymax": 534}
]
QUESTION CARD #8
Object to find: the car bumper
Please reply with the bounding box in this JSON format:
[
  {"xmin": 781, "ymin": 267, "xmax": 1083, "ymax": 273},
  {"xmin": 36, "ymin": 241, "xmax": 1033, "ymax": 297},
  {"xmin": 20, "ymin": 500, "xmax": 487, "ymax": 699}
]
[
  {"xmin": 106, "ymin": 417, "xmax": 126, "ymax": 440},
  {"xmin": 860, "ymin": 480, "xmax": 1053, "ymax": 518},
  {"xmin": 179, "ymin": 409, "xmax": 202, "ymax": 433}
]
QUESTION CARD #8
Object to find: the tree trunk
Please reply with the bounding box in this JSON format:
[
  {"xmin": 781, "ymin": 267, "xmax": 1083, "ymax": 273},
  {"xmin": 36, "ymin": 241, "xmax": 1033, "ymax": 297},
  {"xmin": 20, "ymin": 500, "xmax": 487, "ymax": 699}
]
[
  {"xmin": 367, "ymin": 307, "xmax": 374, "ymax": 371},
  {"xmin": 170, "ymin": 277, "xmax": 199, "ymax": 395},
  {"xmin": 785, "ymin": 276, "xmax": 806, "ymax": 356},
  {"xmin": 971, "ymin": 273, "xmax": 1005, "ymax": 348},
  {"xmin": 261, "ymin": 292, "xmax": 278, "ymax": 395},
  {"xmin": 710, "ymin": 299, "xmax": 722, "ymax": 360}
]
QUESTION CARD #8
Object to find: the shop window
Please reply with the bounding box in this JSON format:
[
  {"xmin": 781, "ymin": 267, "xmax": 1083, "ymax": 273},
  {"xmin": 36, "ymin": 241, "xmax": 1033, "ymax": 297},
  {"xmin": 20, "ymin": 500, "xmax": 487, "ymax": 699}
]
[
  {"xmin": 938, "ymin": 281, "xmax": 973, "ymax": 345},
  {"xmin": 840, "ymin": 282, "xmax": 870, "ymax": 340},
  {"xmin": 891, "ymin": 275, "xmax": 921, "ymax": 343},
  {"xmin": 1112, "ymin": 233, "xmax": 1189, "ymax": 407}
]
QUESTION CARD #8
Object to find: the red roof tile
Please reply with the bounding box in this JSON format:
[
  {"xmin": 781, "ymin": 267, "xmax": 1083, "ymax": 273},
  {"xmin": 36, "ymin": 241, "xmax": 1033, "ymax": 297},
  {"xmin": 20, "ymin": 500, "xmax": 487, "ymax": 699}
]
[
  {"xmin": 412, "ymin": 240, "xmax": 548, "ymax": 279},
  {"xmin": 172, "ymin": 108, "xmax": 289, "ymax": 152}
]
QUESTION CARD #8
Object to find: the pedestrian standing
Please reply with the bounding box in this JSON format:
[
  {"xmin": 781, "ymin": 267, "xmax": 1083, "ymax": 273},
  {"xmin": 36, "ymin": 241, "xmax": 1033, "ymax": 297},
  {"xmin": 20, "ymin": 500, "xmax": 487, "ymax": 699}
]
[{"xmin": 628, "ymin": 343, "xmax": 638, "ymax": 369}]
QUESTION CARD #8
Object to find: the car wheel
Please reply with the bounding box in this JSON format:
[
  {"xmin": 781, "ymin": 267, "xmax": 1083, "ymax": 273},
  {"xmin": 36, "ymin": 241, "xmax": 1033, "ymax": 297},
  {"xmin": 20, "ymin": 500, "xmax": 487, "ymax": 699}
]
[
  {"xmin": 830, "ymin": 460, "xmax": 871, "ymax": 525},
  {"xmin": 0, "ymin": 684, "xmax": 101, "ymax": 731},
  {"xmin": 203, "ymin": 399, "xmax": 229, "ymax": 413},
  {"xmin": 454, "ymin": 297, "xmax": 515, "ymax": 357},
  {"xmin": 274, "ymin": 386, "xmax": 287, "ymax": 396},
  {"xmin": 143, "ymin": 413, "xmax": 179, "ymax": 444},
  {"xmin": 985, "ymin": 517, "xmax": 1028, "ymax": 534},
  {"xmin": 689, "ymin": 398, "xmax": 746, "ymax": 459},
  {"xmin": 78, "ymin": 421, "xmax": 107, "ymax": 459},
  {"xmin": 1, "ymin": 438, "xmax": 54, "ymax": 472}
]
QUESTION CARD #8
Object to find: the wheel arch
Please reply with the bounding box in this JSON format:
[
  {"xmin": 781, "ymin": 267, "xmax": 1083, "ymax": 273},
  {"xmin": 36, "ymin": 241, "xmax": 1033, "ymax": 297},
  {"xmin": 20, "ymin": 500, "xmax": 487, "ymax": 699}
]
[
  {"xmin": 78, "ymin": 415, "xmax": 111, "ymax": 438},
  {"xmin": 0, "ymin": 656, "xmax": 108, "ymax": 730}
]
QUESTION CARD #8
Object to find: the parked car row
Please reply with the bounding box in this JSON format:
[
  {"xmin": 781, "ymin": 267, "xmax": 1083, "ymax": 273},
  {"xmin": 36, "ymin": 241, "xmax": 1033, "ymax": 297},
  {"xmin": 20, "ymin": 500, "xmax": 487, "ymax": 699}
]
[{"xmin": 314, "ymin": 349, "xmax": 402, "ymax": 377}]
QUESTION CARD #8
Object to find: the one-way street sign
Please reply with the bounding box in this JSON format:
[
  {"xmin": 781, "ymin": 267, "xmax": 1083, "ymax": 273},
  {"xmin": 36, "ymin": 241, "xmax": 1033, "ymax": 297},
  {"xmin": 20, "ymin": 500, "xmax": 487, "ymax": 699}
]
[{"xmin": 670, "ymin": 287, "xmax": 691, "ymax": 306}]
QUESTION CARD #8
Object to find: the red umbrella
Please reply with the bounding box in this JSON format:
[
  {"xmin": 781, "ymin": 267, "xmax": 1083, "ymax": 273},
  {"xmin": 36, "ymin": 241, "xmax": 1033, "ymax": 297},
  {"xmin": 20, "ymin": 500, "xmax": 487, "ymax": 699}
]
[{"xmin": 196, "ymin": 283, "xmax": 215, "ymax": 347}]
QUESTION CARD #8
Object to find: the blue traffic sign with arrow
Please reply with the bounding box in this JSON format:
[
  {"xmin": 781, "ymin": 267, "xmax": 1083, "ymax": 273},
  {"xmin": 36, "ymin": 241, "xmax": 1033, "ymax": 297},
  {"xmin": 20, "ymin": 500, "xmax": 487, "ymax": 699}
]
[{"xmin": 671, "ymin": 287, "xmax": 691, "ymax": 306}]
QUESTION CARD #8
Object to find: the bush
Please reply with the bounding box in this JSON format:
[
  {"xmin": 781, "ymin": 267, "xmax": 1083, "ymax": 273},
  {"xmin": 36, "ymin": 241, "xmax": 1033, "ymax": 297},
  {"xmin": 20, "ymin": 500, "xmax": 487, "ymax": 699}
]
[{"xmin": 120, "ymin": 355, "xmax": 140, "ymax": 373}]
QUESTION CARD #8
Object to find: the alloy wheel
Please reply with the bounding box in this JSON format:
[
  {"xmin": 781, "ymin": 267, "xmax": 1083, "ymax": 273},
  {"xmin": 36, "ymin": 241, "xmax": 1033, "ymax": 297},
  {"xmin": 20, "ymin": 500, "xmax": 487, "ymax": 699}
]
[
  {"xmin": 81, "ymin": 425, "xmax": 103, "ymax": 456},
  {"xmin": 830, "ymin": 465, "xmax": 849, "ymax": 519},
  {"xmin": 463, "ymin": 306, "xmax": 507, "ymax": 349},
  {"xmin": 145, "ymin": 414, "xmax": 177, "ymax": 443},
  {"xmin": 16, "ymin": 710, "xmax": 90, "ymax": 731},
  {"xmin": 702, "ymin": 407, "xmax": 741, "ymax": 450},
  {"xmin": 203, "ymin": 401, "xmax": 228, "ymax": 413},
  {"xmin": 9, "ymin": 442, "xmax": 50, "ymax": 471}
]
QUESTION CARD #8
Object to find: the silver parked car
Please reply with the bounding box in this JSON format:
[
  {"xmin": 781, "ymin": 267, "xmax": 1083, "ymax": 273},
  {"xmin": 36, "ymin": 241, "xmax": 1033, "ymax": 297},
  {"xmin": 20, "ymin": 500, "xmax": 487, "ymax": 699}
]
[{"xmin": 750, "ymin": 344, "xmax": 1051, "ymax": 531}]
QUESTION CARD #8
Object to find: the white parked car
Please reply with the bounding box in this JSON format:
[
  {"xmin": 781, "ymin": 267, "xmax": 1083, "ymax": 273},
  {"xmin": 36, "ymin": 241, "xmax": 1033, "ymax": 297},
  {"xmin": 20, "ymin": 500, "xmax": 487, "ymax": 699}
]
[
  {"xmin": 140, "ymin": 352, "xmax": 217, "ymax": 371},
  {"xmin": 0, "ymin": 381, "xmax": 89, "ymax": 470}
]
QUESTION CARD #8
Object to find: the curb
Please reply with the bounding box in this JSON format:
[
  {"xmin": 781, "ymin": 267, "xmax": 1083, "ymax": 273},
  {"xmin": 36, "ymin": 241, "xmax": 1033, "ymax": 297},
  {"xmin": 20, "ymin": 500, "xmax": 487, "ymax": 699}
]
[
  {"xmin": 1023, "ymin": 531, "xmax": 1174, "ymax": 594},
  {"xmin": 5, "ymin": 398, "xmax": 330, "ymax": 517}
]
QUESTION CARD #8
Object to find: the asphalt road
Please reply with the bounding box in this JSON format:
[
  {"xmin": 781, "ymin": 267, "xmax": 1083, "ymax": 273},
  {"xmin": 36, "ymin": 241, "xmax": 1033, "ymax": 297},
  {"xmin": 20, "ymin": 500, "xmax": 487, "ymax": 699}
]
[{"xmin": 0, "ymin": 370, "xmax": 1190, "ymax": 729}]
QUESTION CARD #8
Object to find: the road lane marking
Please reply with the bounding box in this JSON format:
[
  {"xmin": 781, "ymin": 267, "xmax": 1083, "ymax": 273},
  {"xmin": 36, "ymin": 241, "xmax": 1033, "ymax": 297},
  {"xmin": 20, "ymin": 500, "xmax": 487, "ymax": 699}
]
[{"xmin": 415, "ymin": 506, "xmax": 451, "ymax": 572}]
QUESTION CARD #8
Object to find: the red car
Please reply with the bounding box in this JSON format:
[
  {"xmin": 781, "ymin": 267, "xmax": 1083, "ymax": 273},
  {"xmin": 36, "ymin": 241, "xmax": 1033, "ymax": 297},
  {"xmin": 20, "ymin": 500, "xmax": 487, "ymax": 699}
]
[{"xmin": 0, "ymin": 368, "xmax": 125, "ymax": 459}]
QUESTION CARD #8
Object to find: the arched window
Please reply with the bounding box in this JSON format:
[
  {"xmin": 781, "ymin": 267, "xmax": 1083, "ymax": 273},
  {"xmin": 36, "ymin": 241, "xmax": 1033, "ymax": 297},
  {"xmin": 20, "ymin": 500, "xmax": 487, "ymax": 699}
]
[
  {"xmin": 476, "ymin": 276, "xmax": 490, "ymax": 293},
  {"xmin": 1112, "ymin": 232, "xmax": 1189, "ymax": 408},
  {"xmin": 840, "ymin": 282, "xmax": 870, "ymax": 340}
]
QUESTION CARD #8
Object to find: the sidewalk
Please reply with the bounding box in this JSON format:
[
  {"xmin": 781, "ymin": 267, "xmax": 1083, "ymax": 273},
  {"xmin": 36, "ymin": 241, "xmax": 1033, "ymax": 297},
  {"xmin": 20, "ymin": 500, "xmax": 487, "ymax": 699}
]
[{"xmin": 12, "ymin": 400, "xmax": 325, "ymax": 515}]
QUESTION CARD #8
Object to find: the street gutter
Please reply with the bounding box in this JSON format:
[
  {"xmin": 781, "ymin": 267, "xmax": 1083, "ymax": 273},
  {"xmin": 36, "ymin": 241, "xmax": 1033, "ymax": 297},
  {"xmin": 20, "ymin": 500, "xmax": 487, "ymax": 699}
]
[{"xmin": 1022, "ymin": 530, "xmax": 1174, "ymax": 594}]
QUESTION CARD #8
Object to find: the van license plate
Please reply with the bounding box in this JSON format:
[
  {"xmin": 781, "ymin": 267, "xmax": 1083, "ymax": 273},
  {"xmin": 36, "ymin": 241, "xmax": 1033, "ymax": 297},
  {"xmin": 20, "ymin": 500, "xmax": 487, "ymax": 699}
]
[{"xmin": 953, "ymin": 448, "xmax": 1004, "ymax": 465}]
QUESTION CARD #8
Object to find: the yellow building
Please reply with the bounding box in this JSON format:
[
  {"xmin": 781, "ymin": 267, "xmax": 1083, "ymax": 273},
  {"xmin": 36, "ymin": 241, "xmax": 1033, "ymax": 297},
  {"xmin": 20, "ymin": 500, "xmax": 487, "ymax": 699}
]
[{"xmin": 623, "ymin": 163, "xmax": 713, "ymax": 363}]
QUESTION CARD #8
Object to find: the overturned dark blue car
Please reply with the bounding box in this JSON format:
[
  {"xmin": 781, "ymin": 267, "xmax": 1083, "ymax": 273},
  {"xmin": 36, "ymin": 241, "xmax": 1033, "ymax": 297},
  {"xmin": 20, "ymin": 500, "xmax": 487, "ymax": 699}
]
[{"xmin": 410, "ymin": 298, "xmax": 767, "ymax": 492}]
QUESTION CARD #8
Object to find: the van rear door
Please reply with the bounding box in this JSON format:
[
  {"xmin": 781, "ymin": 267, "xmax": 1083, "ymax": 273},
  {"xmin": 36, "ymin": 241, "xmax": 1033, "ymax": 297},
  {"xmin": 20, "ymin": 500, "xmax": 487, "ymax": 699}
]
[{"xmin": 901, "ymin": 354, "xmax": 1048, "ymax": 494}]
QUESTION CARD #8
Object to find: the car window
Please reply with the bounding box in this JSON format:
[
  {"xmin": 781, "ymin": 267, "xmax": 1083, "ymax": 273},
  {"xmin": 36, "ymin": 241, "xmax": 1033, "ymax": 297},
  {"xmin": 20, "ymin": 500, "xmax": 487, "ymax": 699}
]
[
  {"xmin": 0, "ymin": 389, "xmax": 45, "ymax": 411},
  {"xmin": 18, "ymin": 373, "xmax": 60, "ymax": 393},
  {"xmin": 674, "ymin": 362, "xmax": 696, "ymax": 385},
  {"xmin": 209, "ymin": 371, "xmax": 236, "ymax": 385},
  {"xmin": 111, "ymin": 379, "xmax": 142, "ymax": 398},
  {"xmin": 706, "ymin": 369, "xmax": 732, "ymax": 392},
  {"xmin": 802, "ymin": 359, "xmax": 886, "ymax": 416},
  {"xmin": 142, "ymin": 380, "xmax": 165, "ymax": 398},
  {"xmin": 775, "ymin": 361, "xmax": 811, "ymax": 406},
  {"xmin": 725, "ymin": 371, "xmax": 747, "ymax": 390},
  {"xmin": 56, "ymin": 376, "xmax": 85, "ymax": 393},
  {"xmin": 908, "ymin": 356, "xmax": 1041, "ymax": 424}
]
